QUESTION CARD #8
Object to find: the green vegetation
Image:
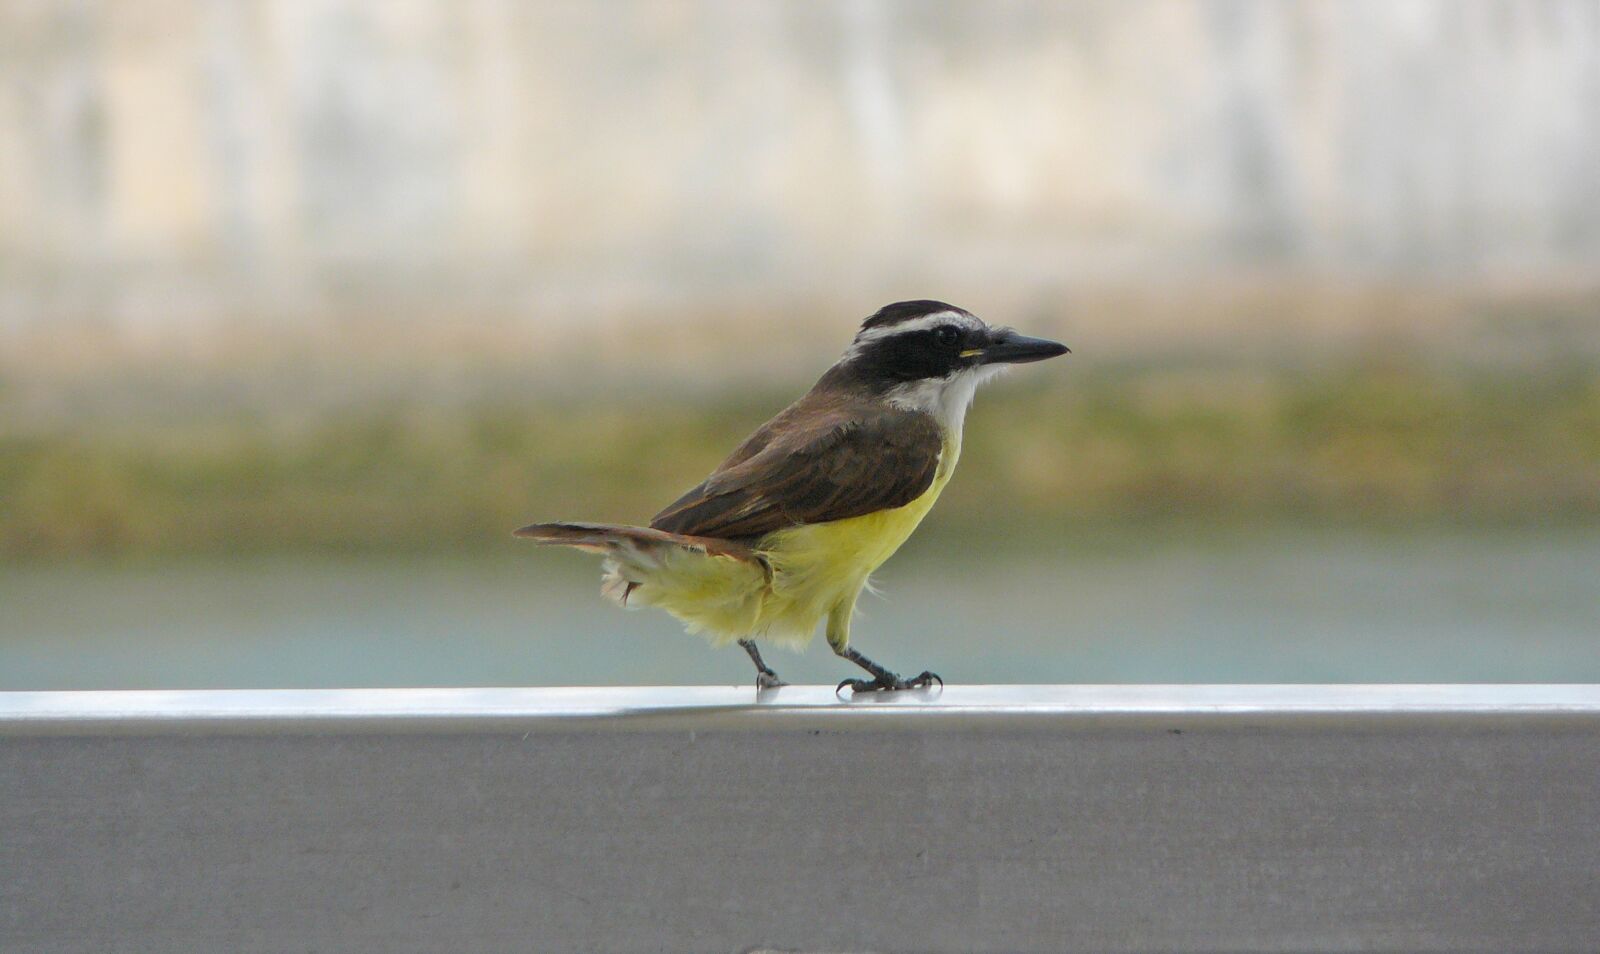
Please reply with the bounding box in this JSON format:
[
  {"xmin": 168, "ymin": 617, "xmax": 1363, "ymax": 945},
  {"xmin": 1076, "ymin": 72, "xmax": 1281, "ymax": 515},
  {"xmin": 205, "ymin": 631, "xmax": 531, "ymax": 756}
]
[{"xmin": 3, "ymin": 366, "xmax": 1597, "ymax": 559}]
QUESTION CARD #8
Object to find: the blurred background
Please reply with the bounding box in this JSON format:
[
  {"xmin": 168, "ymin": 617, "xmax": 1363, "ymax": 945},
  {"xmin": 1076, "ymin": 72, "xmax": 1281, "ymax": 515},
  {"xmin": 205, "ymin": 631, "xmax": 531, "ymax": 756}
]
[{"xmin": 2, "ymin": 0, "xmax": 1597, "ymax": 688}]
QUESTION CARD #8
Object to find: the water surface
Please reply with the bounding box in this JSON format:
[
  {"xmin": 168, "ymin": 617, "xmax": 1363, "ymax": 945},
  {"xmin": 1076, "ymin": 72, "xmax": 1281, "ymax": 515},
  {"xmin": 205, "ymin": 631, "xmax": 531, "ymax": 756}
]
[{"xmin": 3, "ymin": 527, "xmax": 1596, "ymax": 689}]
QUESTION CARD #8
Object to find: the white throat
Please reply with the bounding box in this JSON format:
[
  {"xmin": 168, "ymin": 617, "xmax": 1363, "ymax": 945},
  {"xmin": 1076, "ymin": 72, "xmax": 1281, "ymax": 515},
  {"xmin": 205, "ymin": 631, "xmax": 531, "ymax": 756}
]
[{"xmin": 883, "ymin": 364, "xmax": 1008, "ymax": 441}]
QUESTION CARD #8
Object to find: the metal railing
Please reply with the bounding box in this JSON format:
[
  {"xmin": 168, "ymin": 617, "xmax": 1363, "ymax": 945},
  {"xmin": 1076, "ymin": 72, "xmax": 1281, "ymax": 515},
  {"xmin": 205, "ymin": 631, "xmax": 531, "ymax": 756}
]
[{"xmin": 4, "ymin": 685, "xmax": 1598, "ymax": 953}]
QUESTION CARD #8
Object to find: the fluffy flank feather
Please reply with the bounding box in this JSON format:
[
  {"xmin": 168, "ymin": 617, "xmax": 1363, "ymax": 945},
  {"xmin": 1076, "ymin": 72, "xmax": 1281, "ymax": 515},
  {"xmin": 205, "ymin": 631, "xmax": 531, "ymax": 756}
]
[{"xmin": 514, "ymin": 521, "xmax": 772, "ymax": 627}]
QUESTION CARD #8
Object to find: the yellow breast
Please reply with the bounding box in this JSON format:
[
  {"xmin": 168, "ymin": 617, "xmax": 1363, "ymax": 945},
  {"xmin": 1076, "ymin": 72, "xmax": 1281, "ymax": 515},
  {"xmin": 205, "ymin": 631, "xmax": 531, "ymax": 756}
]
[
  {"xmin": 620, "ymin": 433, "xmax": 961, "ymax": 649},
  {"xmin": 748, "ymin": 433, "xmax": 960, "ymax": 645}
]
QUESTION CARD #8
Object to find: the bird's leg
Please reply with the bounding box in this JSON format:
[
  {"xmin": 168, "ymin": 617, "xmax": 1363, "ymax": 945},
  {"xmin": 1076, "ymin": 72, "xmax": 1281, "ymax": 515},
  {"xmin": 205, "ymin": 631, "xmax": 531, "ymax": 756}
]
[
  {"xmin": 738, "ymin": 639, "xmax": 786, "ymax": 690},
  {"xmin": 824, "ymin": 595, "xmax": 940, "ymax": 695},
  {"xmin": 832, "ymin": 644, "xmax": 942, "ymax": 695}
]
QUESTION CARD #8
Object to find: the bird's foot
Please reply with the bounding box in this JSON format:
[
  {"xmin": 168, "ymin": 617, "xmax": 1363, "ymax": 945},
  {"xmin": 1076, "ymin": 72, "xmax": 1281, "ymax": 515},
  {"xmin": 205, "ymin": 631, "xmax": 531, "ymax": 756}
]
[
  {"xmin": 755, "ymin": 671, "xmax": 788, "ymax": 691},
  {"xmin": 835, "ymin": 670, "xmax": 943, "ymax": 696}
]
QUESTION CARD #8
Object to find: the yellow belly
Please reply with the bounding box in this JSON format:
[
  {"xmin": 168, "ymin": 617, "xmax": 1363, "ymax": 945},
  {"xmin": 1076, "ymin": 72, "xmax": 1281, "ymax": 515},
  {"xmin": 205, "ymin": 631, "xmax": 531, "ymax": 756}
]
[{"xmin": 627, "ymin": 435, "xmax": 960, "ymax": 649}]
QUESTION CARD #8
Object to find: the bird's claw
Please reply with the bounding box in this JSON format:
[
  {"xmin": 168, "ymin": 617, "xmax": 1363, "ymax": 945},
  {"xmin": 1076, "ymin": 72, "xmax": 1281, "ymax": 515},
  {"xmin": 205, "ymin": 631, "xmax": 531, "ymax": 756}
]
[
  {"xmin": 755, "ymin": 672, "xmax": 788, "ymax": 691},
  {"xmin": 835, "ymin": 671, "xmax": 944, "ymax": 697},
  {"xmin": 835, "ymin": 677, "xmax": 877, "ymax": 697}
]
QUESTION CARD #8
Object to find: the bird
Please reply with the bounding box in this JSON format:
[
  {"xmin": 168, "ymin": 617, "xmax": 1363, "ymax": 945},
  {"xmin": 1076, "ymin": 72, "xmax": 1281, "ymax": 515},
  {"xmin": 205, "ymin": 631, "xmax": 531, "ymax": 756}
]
[{"xmin": 515, "ymin": 300, "xmax": 1069, "ymax": 694}]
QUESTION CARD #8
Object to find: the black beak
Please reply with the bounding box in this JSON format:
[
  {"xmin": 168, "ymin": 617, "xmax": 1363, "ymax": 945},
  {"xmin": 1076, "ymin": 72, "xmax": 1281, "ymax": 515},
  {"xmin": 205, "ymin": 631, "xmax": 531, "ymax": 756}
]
[{"xmin": 977, "ymin": 329, "xmax": 1070, "ymax": 365}]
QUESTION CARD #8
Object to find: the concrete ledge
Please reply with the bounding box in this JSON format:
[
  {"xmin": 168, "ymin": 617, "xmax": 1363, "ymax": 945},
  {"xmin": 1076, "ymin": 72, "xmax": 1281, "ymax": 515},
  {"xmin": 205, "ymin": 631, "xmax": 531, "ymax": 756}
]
[
  {"xmin": 4, "ymin": 686, "xmax": 1599, "ymax": 952},
  {"xmin": 7, "ymin": 683, "xmax": 1600, "ymax": 726}
]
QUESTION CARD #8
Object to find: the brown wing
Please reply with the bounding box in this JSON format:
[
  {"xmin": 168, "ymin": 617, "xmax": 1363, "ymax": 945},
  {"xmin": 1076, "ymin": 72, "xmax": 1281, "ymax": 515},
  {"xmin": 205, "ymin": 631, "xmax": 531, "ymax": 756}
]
[{"xmin": 650, "ymin": 404, "xmax": 943, "ymax": 540}]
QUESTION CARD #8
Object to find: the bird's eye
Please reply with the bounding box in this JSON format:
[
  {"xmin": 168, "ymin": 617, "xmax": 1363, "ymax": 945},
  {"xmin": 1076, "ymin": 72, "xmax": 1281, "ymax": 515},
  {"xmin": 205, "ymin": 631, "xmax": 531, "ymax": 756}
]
[{"xmin": 934, "ymin": 325, "xmax": 961, "ymax": 346}]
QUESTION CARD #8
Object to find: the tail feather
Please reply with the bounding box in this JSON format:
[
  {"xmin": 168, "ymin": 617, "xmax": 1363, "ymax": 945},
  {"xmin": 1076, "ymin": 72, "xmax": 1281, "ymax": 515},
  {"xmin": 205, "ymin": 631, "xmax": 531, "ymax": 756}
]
[
  {"xmin": 514, "ymin": 521, "xmax": 768, "ymax": 609},
  {"xmin": 513, "ymin": 521, "xmax": 757, "ymax": 561}
]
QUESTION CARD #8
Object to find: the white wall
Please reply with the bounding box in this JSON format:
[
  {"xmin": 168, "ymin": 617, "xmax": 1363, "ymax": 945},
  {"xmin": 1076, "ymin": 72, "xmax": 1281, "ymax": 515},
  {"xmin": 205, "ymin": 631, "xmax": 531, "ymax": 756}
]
[{"xmin": 1, "ymin": 0, "xmax": 1598, "ymax": 328}]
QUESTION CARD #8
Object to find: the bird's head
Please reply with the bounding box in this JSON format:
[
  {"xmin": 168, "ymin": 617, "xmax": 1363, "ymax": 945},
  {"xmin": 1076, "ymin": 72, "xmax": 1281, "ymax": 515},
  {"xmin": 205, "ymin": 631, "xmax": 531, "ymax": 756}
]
[{"xmin": 831, "ymin": 300, "xmax": 1069, "ymax": 424}]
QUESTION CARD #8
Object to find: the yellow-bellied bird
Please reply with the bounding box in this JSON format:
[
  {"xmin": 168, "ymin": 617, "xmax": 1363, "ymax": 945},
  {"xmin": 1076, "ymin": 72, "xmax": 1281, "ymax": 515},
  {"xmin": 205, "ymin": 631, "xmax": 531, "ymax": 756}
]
[{"xmin": 516, "ymin": 301, "xmax": 1068, "ymax": 693}]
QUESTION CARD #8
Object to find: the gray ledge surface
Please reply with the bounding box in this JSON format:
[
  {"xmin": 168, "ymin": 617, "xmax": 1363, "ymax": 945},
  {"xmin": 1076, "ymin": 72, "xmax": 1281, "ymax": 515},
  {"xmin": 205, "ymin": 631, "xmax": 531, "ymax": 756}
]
[
  {"xmin": 6, "ymin": 683, "xmax": 1600, "ymax": 726},
  {"xmin": 4, "ymin": 685, "xmax": 1599, "ymax": 953}
]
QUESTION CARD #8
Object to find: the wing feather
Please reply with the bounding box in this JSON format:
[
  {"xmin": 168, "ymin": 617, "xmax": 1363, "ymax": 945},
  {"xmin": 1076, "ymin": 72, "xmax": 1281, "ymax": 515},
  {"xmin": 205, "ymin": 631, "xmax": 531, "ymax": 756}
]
[{"xmin": 650, "ymin": 404, "xmax": 943, "ymax": 540}]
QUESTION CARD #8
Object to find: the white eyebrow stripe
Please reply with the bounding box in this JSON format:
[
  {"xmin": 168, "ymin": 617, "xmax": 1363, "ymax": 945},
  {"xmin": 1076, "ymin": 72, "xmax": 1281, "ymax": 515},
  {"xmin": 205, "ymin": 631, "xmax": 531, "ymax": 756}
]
[
  {"xmin": 848, "ymin": 311, "xmax": 978, "ymax": 349},
  {"xmin": 861, "ymin": 311, "xmax": 967, "ymax": 339}
]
